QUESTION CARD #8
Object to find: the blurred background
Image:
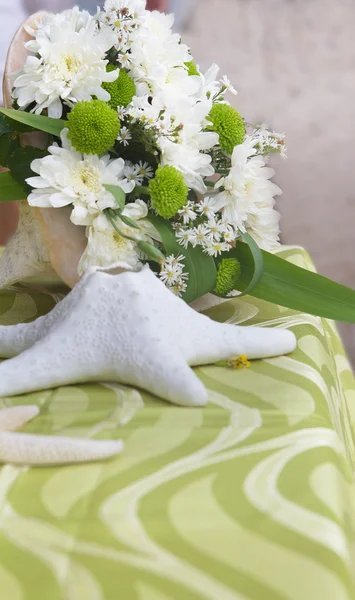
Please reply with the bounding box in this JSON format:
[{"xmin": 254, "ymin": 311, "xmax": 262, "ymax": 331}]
[{"xmin": 1, "ymin": 0, "xmax": 355, "ymax": 360}]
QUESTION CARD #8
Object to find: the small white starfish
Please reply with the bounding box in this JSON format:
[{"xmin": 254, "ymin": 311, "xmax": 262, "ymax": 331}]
[
  {"xmin": 0, "ymin": 406, "xmax": 124, "ymax": 466},
  {"xmin": 0, "ymin": 265, "xmax": 296, "ymax": 406}
]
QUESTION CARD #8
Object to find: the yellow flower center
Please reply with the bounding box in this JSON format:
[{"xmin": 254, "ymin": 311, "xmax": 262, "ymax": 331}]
[
  {"xmin": 113, "ymin": 232, "xmax": 128, "ymax": 248},
  {"xmin": 72, "ymin": 165, "xmax": 101, "ymax": 196},
  {"xmin": 56, "ymin": 54, "xmax": 82, "ymax": 82}
]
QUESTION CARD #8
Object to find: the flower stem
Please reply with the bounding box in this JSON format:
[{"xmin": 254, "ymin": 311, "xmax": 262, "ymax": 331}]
[{"xmin": 135, "ymin": 185, "xmax": 151, "ymax": 197}]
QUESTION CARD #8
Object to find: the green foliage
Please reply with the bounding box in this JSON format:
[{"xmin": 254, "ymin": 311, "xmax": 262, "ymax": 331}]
[
  {"xmin": 0, "ymin": 108, "xmax": 66, "ymax": 137},
  {"xmin": 0, "ymin": 171, "xmax": 27, "ymax": 201},
  {"xmin": 0, "ymin": 114, "xmax": 11, "ymax": 135},
  {"xmin": 8, "ymin": 147, "xmax": 48, "ymax": 189},
  {"xmin": 224, "ymin": 234, "xmax": 264, "ymax": 297},
  {"xmin": 233, "ymin": 244, "xmax": 355, "ymax": 323},
  {"xmin": 137, "ymin": 241, "xmax": 165, "ymax": 264},
  {"xmin": 104, "ymin": 184, "xmax": 126, "ymax": 210},
  {"xmin": 185, "ymin": 60, "xmax": 199, "ymax": 76},
  {"xmin": 0, "ymin": 134, "xmax": 20, "ymax": 168}
]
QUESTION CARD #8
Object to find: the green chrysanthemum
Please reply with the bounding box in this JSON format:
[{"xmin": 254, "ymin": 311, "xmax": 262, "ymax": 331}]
[
  {"xmin": 185, "ymin": 60, "xmax": 199, "ymax": 76},
  {"xmin": 149, "ymin": 165, "xmax": 188, "ymax": 219},
  {"xmin": 67, "ymin": 100, "xmax": 121, "ymax": 155},
  {"xmin": 209, "ymin": 103, "xmax": 245, "ymax": 154},
  {"xmin": 214, "ymin": 258, "xmax": 241, "ymax": 297},
  {"xmin": 102, "ymin": 65, "xmax": 136, "ymax": 109}
]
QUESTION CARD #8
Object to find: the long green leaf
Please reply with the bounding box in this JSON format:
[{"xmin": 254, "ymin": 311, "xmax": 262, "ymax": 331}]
[
  {"xmin": 0, "ymin": 108, "xmax": 66, "ymax": 137},
  {"xmin": 8, "ymin": 146, "xmax": 48, "ymax": 187},
  {"xmin": 0, "ymin": 171, "xmax": 27, "ymax": 201},
  {"xmin": 0, "ymin": 114, "xmax": 11, "ymax": 135},
  {"xmin": 246, "ymin": 248, "xmax": 355, "ymax": 323},
  {"xmin": 0, "ymin": 134, "xmax": 20, "ymax": 168},
  {"xmin": 225, "ymin": 234, "xmax": 264, "ymax": 297},
  {"xmin": 148, "ymin": 215, "xmax": 217, "ymax": 303}
]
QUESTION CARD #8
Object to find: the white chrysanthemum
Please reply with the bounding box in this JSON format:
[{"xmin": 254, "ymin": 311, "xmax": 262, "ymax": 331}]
[
  {"xmin": 78, "ymin": 199, "xmax": 158, "ymax": 274},
  {"xmin": 158, "ymin": 98, "xmax": 218, "ymax": 193},
  {"xmin": 26, "ymin": 129, "xmax": 135, "ymax": 227},
  {"xmin": 12, "ymin": 8, "xmax": 117, "ymax": 118},
  {"xmin": 210, "ymin": 138, "xmax": 282, "ymax": 248},
  {"xmin": 127, "ymin": 11, "xmax": 191, "ymax": 96},
  {"xmin": 245, "ymin": 204, "xmax": 281, "ymax": 251}
]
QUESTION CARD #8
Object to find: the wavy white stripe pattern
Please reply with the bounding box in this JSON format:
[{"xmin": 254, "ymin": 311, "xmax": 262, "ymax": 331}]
[{"xmin": 0, "ymin": 247, "xmax": 355, "ymax": 600}]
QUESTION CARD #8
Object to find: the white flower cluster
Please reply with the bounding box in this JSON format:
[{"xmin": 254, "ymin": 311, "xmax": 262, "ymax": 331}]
[
  {"xmin": 175, "ymin": 201, "xmax": 237, "ymax": 257},
  {"xmin": 20, "ymin": 1, "xmax": 286, "ymax": 297},
  {"xmin": 249, "ymin": 125, "xmax": 287, "ymax": 158},
  {"xmin": 159, "ymin": 254, "xmax": 188, "ymax": 297},
  {"xmin": 14, "ymin": 8, "xmax": 117, "ymax": 118}
]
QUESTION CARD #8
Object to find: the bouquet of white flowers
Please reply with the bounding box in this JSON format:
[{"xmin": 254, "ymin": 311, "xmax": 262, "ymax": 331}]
[{"xmin": 0, "ymin": 0, "xmax": 355, "ymax": 320}]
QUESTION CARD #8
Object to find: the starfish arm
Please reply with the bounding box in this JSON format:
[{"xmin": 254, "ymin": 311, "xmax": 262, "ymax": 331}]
[
  {"xmin": 0, "ymin": 406, "xmax": 40, "ymax": 432},
  {"xmin": 181, "ymin": 314, "xmax": 297, "ymax": 366},
  {"xmin": 0, "ymin": 431, "xmax": 124, "ymax": 466},
  {"xmin": 0, "ymin": 316, "xmax": 48, "ymax": 358},
  {"xmin": 0, "ymin": 274, "xmax": 90, "ymax": 358},
  {"xmin": 127, "ymin": 343, "xmax": 209, "ymax": 407}
]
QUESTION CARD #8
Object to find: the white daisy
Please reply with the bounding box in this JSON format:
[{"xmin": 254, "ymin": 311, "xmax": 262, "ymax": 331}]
[
  {"xmin": 197, "ymin": 196, "xmax": 217, "ymax": 220},
  {"xmin": 206, "ymin": 217, "xmax": 227, "ymax": 241},
  {"xmin": 26, "ymin": 129, "xmax": 135, "ymax": 227},
  {"xmin": 178, "ymin": 201, "xmax": 197, "ymax": 225},
  {"xmin": 220, "ymin": 75, "xmax": 238, "ymax": 96},
  {"xmin": 203, "ymin": 240, "xmax": 230, "ymax": 257},
  {"xmin": 189, "ymin": 224, "xmax": 210, "ymax": 248},
  {"xmin": 136, "ymin": 161, "xmax": 154, "ymax": 180},
  {"xmin": 160, "ymin": 254, "xmax": 188, "ymax": 296},
  {"xmin": 124, "ymin": 162, "xmax": 142, "ymax": 185},
  {"xmin": 176, "ymin": 228, "xmax": 194, "ymax": 249},
  {"xmin": 13, "ymin": 8, "xmax": 117, "ymax": 118},
  {"xmin": 117, "ymin": 126, "xmax": 132, "ymax": 146}
]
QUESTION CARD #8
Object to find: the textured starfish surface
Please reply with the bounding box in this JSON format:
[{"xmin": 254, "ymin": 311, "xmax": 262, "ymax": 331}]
[
  {"xmin": 0, "ymin": 266, "xmax": 297, "ymax": 406},
  {"xmin": 0, "ymin": 406, "xmax": 124, "ymax": 466}
]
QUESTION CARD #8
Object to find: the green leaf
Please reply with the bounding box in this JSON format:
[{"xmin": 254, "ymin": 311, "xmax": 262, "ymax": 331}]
[
  {"xmin": 248, "ymin": 249, "xmax": 355, "ymax": 323},
  {"xmin": 148, "ymin": 214, "xmax": 217, "ymax": 303},
  {"xmin": 0, "ymin": 114, "xmax": 11, "ymax": 135},
  {"xmin": 0, "ymin": 108, "xmax": 66, "ymax": 137},
  {"xmin": 0, "ymin": 171, "xmax": 27, "ymax": 201},
  {"xmin": 104, "ymin": 184, "xmax": 126, "ymax": 211},
  {"xmin": 0, "ymin": 134, "xmax": 20, "ymax": 168},
  {"xmin": 225, "ymin": 233, "xmax": 264, "ymax": 297},
  {"xmin": 8, "ymin": 146, "xmax": 48, "ymax": 187},
  {"xmin": 137, "ymin": 241, "xmax": 165, "ymax": 264}
]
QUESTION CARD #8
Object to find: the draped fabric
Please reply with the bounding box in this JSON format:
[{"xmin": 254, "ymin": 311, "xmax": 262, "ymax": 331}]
[{"xmin": 0, "ymin": 246, "xmax": 355, "ymax": 600}]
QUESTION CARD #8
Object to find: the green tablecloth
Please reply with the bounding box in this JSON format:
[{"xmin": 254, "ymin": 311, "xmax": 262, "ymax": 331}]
[{"xmin": 1, "ymin": 247, "xmax": 355, "ymax": 600}]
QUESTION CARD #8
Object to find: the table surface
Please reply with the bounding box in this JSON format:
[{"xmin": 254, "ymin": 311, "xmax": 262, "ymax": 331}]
[{"xmin": 0, "ymin": 246, "xmax": 355, "ymax": 600}]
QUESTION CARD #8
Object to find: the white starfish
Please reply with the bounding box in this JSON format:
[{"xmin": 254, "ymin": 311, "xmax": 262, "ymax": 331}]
[
  {"xmin": 0, "ymin": 265, "xmax": 296, "ymax": 405},
  {"xmin": 0, "ymin": 406, "xmax": 124, "ymax": 466}
]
